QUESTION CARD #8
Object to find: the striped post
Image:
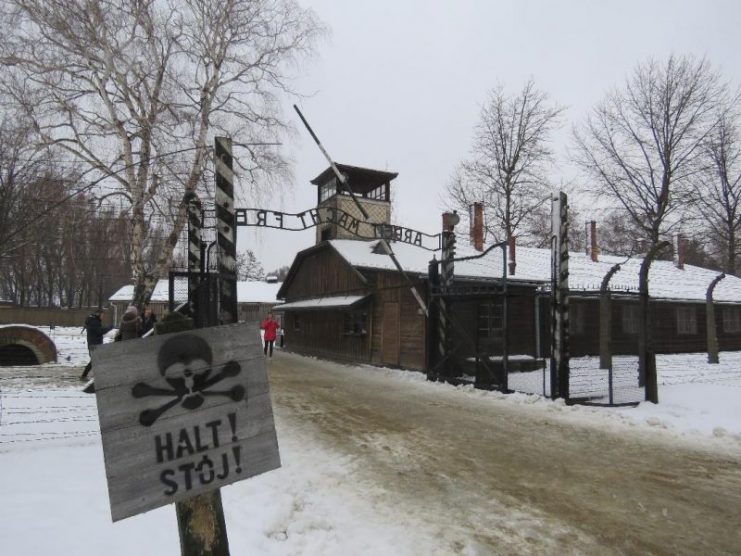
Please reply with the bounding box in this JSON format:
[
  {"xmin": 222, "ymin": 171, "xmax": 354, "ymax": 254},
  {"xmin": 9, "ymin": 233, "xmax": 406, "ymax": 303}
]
[
  {"xmin": 215, "ymin": 137, "xmax": 238, "ymax": 325},
  {"xmin": 185, "ymin": 192, "xmax": 202, "ymax": 324},
  {"xmin": 438, "ymin": 213, "xmax": 457, "ymax": 379},
  {"xmin": 550, "ymin": 192, "xmax": 570, "ymax": 400},
  {"xmin": 172, "ymin": 142, "xmax": 234, "ymax": 556},
  {"xmin": 426, "ymin": 257, "xmax": 440, "ymax": 380}
]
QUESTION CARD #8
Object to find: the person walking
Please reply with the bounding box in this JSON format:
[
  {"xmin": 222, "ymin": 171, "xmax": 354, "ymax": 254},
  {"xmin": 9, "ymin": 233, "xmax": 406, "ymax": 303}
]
[
  {"xmin": 140, "ymin": 306, "xmax": 157, "ymax": 337},
  {"xmin": 80, "ymin": 309, "xmax": 112, "ymax": 381},
  {"xmin": 260, "ymin": 312, "xmax": 280, "ymax": 358}
]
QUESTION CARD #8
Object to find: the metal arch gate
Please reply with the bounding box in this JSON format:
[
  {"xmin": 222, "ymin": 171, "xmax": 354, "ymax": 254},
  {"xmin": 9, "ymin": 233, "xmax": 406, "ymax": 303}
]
[{"xmin": 425, "ymin": 238, "xmax": 514, "ymax": 392}]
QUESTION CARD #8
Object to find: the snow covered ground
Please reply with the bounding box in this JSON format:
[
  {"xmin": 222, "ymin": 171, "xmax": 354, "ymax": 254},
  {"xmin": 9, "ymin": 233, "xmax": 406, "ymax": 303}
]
[{"xmin": 0, "ymin": 327, "xmax": 739, "ymax": 555}]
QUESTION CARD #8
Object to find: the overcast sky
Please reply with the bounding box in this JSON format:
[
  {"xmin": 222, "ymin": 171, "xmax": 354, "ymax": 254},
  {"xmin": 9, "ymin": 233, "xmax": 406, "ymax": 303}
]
[{"xmin": 237, "ymin": 0, "xmax": 741, "ymax": 275}]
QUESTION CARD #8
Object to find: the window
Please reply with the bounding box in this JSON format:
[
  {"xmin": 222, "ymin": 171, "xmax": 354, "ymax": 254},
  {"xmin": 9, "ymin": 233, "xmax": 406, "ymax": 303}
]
[
  {"xmin": 343, "ymin": 311, "xmax": 368, "ymax": 336},
  {"xmin": 365, "ymin": 184, "xmax": 387, "ymax": 201},
  {"xmin": 676, "ymin": 306, "xmax": 697, "ymax": 335},
  {"xmin": 622, "ymin": 304, "xmax": 640, "ymax": 334},
  {"xmin": 319, "ymin": 179, "xmax": 337, "ymax": 202},
  {"xmin": 293, "ymin": 314, "xmax": 301, "ymax": 332},
  {"xmin": 723, "ymin": 306, "xmax": 741, "ymax": 333},
  {"xmin": 569, "ymin": 303, "xmax": 586, "ymax": 335},
  {"xmin": 478, "ymin": 300, "xmax": 503, "ymax": 340}
]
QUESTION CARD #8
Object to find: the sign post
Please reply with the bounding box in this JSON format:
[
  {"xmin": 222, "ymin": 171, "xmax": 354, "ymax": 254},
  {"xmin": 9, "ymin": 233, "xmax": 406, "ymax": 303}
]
[{"xmin": 92, "ymin": 323, "xmax": 280, "ymax": 550}]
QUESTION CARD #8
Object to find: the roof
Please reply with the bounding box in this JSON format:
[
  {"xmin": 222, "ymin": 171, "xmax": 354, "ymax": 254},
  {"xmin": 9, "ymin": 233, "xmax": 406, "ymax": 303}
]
[
  {"xmin": 327, "ymin": 239, "xmax": 544, "ymax": 283},
  {"xmin": 109, "ymin": 279, "xmax": 283, "ymax": 304},
  {"xmin": 274, "ymin": 295, "xmax": 369, "ymax": 312},
  {"xmin": 309, "ymin": 163, "xmax": 398, "ymax": 193},
  {"xmin": 277, "ymin": 236, "xmax": 741, "ymax": 304},
  {"xmin": 326, "ymin": 239, "xmax": 741, "ymax": 303}
]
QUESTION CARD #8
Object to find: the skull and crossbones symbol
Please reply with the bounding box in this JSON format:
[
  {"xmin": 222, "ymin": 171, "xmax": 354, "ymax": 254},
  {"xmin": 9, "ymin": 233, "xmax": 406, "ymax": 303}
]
[{"xmin": 132, "ymin": 334, "xmax": 245, "ymax": 427}]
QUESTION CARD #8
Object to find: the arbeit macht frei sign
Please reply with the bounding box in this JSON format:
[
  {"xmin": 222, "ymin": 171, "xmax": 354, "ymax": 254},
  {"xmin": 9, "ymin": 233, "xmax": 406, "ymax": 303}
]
[
  {"xmin": 92, "ymin": 323, "xmax": 280, "ymax": 521},
  {"xmin": 235, "ymin": 207, "xmax": 441, "ymax": 251}
]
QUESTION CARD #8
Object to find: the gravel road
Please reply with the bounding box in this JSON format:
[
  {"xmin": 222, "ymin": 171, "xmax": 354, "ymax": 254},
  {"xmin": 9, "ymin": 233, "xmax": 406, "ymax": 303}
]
[{"xmin": 267, "ymin": 352, "xmax": 741, "ymax": 556}]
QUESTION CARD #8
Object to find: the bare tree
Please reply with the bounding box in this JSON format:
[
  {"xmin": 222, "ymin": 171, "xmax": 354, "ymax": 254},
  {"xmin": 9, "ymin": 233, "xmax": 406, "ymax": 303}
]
[
  {"xmin": 690, "ymin": 104, "xmax": 741, "ymax": 274},
  {"xmin": 445, "ymin": 79, "xmax": 564, "ymax": 244},
  {"xmin": 0, "ymin": 115, "xmax": 49, "ymax": 260},
  {"xmin": 574, "ymin": 55, "xmax": 729, "ymax": 247},
  {"xmin": 236, "ymin": 250, "xmax": 265, "ymax": 280},
  {"xmin": 0, "ymin": 0, "xmax": 323, "ymax": 305},
  {"xmin": 575, "ymin": 55, "xmax": 729, "ymax": 400}
]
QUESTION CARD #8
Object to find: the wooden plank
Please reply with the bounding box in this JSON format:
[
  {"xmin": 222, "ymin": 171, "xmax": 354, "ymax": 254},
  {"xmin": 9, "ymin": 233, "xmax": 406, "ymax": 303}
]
[
  {"xmin": 92, "ymin": 322, "xmax": 280, "ymax": 522},
  {"xmin": 382, "ymin": 302, "xmax": 400, "ymax": 365}
]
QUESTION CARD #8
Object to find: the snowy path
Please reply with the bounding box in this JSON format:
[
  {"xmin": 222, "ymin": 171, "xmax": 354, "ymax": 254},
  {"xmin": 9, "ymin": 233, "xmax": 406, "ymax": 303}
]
[
  {"xmin": 1, "ymin": 349, "xmax": 740, "ymax": 555},
  {"xmin": 269, "ymin": 352, "xmax": 741, "ymax": 555}
]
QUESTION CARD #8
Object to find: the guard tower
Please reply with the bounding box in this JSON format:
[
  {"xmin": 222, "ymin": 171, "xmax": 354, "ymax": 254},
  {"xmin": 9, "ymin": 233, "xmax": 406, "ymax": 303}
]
[{"xmin": 311, "ymin": 163, "xmax": 398, "ymax": 243}]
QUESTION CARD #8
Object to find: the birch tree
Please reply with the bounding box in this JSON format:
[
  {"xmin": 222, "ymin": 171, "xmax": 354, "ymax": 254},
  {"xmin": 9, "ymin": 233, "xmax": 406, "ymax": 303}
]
[
  {"xmin": 445, "ymin": 79, "xmax": 564, "ymax": 244},
  {"xmin": 0, "ymin": 0, "xmax": 323, "ymax": 305}
]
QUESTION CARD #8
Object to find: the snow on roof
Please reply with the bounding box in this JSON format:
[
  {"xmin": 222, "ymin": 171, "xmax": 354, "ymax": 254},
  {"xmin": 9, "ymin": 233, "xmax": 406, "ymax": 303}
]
[
  {"xmin": 236, "ymin": 280, "xmax": 283, "ymax": 303},
  {"xmin": 109, "ymin": 279, "xmax": 282, "ymax": 304},
  {"xmin": 328, "ymin": 239, "xmax": 544, "ymax": 282},
  {"xmin": 276, "ymin": 295, "xmax": 369, "ymax": 311},
  {"xmin": 328, "ymin": 239, "xmax": 741, "ymax": 303}
]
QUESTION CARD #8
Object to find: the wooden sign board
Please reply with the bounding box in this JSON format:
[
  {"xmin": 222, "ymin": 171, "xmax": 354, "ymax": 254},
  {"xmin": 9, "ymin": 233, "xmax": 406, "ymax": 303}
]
[{"xmin": 92, "ymin": 322, "xmax": 280, "ymax": 522}]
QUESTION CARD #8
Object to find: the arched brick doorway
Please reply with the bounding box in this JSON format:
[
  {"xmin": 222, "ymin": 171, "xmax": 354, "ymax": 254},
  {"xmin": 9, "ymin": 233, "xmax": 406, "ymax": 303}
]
[{"xmin": 0, "ymin": 325, "xmax": 57, "ymax": 366}]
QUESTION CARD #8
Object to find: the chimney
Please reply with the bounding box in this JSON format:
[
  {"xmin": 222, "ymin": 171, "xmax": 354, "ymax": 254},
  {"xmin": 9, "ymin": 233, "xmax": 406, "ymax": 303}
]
[
  {"xmin": 508, "ymin": 235, "xmax": 516, "ymax": 275},
  {"xmin": 470, "ymin": 202, "xmax": 484, "ymax": 251},
  {"xmin": 590, "ymin": 220, "xmax": 599, "ymax": 262},
  {"xmin": 442, "ymin": 210, "xmax": 459, "ymax": 232},
  {"xmin": 674, "ymin": 234, "xmax": 685, "ymax": 270}
]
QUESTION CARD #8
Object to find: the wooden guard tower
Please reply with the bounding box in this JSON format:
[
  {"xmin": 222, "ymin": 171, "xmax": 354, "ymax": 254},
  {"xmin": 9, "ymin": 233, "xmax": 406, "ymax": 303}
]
[{"xmin": 311, "ymin": 163, "xmax": 398, "ymax": 243}]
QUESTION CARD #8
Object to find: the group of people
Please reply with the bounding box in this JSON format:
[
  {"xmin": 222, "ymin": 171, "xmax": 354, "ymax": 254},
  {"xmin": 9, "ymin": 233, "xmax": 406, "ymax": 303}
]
[
  {"xmin": 82, "ymin": 307, "xmax": 281, "ymax": 382},
  {"xmin": 117, "ymin": 305, "xmax": 158, "ymax": 340},
  {"xmin": 80, "ymin": 305, "xmax": 157, "ymax": 381}
]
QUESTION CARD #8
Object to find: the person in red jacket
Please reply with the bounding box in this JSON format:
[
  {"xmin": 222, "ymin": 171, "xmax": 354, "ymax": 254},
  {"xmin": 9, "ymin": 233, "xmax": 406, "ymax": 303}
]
[{"xmin": 260, "ymin": 312, "xmax": 280, "ymax": 358}]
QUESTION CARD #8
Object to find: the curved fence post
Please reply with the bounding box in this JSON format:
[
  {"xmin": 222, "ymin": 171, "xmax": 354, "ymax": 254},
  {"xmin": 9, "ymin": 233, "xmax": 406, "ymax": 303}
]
[
  {"xmin": 638, "ymin": 241, "xmax": 671, "ymax": 404},
  {"xmin": 706, "ymin": 273, "xmax": 726, "ymax": 364},
  {"xmin": 599, "ymin": 264, "xmax": 622, "ymax": 371}
]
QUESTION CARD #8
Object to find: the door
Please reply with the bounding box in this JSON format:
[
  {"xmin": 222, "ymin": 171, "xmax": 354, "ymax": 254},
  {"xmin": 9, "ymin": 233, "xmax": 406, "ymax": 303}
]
[{"xmin": 382, "ymin": 302, "xmax": 400, "ymax": 366}]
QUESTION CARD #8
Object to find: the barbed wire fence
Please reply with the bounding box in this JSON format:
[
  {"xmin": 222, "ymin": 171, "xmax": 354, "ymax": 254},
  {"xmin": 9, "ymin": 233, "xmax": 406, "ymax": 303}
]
[{"xmin": 0, "ymin": 368, "xmax": 99, "ymax": 449}]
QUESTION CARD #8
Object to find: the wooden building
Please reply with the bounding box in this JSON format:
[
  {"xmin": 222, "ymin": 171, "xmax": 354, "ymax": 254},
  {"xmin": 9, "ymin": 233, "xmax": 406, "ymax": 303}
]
[
  {"xmin": 277, "ymin": 164, "xmax": 741, "ymax": 374},
  {"xmin": 276, "ymin": 238, "xmax": 547, "ymax": 370},
  {"xmin": 276, "ymin": 165, "xmax": 546, "ymax": 371},
  {"xmin": 109, "ymin": 277, "xmax": 283, "ymax": 325}
]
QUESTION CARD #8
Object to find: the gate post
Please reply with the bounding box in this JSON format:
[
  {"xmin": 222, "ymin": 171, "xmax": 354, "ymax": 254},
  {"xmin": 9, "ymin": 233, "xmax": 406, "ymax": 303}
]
[
  {"xmin": 426, "ymin": 257, "xmax": 440, "ymax": 380},
  {"xmin": 550, "ymin": 192, "xmax": 570, "ymax": 401},
  {"xmin": 185, "ymin": 192, "xmax": 202, "ymax": 327},
  {"xmin": 172, "ymin": 140, "xmax": 234, "ymax": 556},
  {"xmin": 439, "ymin": 211, "xmax": 458, "ymax": 380},
  {"xmin": 215, "ymin": 137, "xmax": 238, "ymax": 325}
]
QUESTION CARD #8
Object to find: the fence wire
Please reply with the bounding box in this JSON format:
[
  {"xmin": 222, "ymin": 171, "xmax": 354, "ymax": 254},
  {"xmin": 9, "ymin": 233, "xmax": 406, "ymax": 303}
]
[{"xmin": 0, "ymin": 367, "xmax": 99, "ymax": 449}]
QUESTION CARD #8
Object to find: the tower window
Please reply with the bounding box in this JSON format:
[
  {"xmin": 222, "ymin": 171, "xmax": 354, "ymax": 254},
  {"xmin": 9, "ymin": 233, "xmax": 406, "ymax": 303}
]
[
  {"xmin": 319, "ymin": 181, "xmax": 336, "ymax": 202},
  {"xmin": 366, "ymin": 184, "xmax": 387, "ymax": 201}
]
